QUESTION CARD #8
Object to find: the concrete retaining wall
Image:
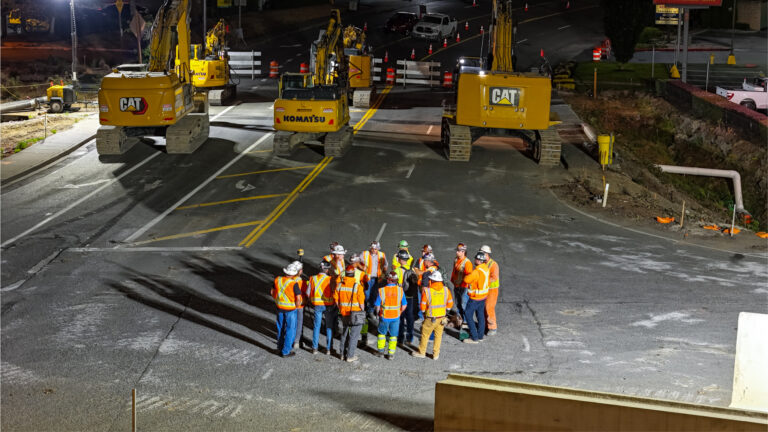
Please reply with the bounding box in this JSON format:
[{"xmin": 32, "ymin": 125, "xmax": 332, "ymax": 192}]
[{"xmin": 435, "ymin": 374, "xmax": 768, "ymax": 431}]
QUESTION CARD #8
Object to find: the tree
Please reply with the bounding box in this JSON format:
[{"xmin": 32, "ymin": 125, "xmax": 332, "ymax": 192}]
[{"xmin": 601, "ymin": 0, "xmax": 653, "ymax": 63}]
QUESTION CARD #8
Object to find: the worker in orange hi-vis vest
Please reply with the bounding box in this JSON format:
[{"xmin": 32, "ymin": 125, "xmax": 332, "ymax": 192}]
[
  {"xmin": 322, "ymin": 241, "xmax": 340, "ymax": 263},
  {"xmin": 374, "ymin": 271, "xmax": 407, "ymax": 359},
  {"xmin": 480, "ymin": 245, "xmax": 500, "ymax": 336},
  {"xmin": 462, "ymin": 252, "xmax": 490, "ymax": 343},
  {"xmin": 362, "ymin": 240, "xmax": 388, "ymax": 313},
  {"xmin": 272, "ymin": 261, "xmax": 306, "ymax": 357},
  {"xmin": 412, "ymin": 272, "xmax": 454, "ymax": 360},
  {"xmin": 450, "ymin": 243, "xmax": 473, "ymax": 323},
  {"xmin": 328, "ymin": 244, "xmax": 347, "ymax": 290},
  {"xmin": 335, "ymin": 265, "xmax": 366, "ymax": 362},
  {"xmin": 309, "ymin": 260, "xmax": 337, "ymax": 355}
]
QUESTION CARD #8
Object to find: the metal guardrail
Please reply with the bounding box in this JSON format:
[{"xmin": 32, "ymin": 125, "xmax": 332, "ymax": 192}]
[{"xmin": 228, "ymin": 51, "xmax": 262, "ymax": 80}]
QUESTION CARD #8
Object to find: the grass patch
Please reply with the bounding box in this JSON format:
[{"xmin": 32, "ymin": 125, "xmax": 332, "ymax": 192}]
[
  {"xmin": 14, "ymin": 137, "xmax": 43, "ymax": 152},
  {"xmin": 573, "ymin": 62, "xmax": 669, "ymax": 90}
]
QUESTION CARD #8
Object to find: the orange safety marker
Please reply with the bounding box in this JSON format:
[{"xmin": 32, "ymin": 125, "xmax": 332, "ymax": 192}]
[
  {"xmin": 656, "ymin": 217, "xmax": 675, "ymax": 224},
  {"xmin": 363, "ymin": 22, "xmax": 368, "ymax": 32},
  {"xmin": 540, "ymin": 48, "xmax": 545, "ymax": 57},
  {"xmin": 386, "ymin": 68, "xmax": 396, "ymax": 84},
  {"xmin": 410, "ymin": 48, "xmax": 416, "ymax": 60},
  {"xmin": 465, "ymin": 21, "xmax": 469, "ymax": 31},
  {"xmin": 299, "ymin": 63, "xmax": 308, "ymax": 73},
  {"xmin": 756, "ymin": 232, "xmax": 768, "ymax": 238},
  {"xmin": 702, "ymin": 224, "xmax": 720, "ymax": 231},
  {"xmin": 723, "ymin": 227, "xmax": 741, "ymax": 235},
  {"xmin": 472, "ymin": 0, "xmax": 477, "ymax": 6},
  {"xmin": 443, "ymin": 38, "xmax": 448, "ymax": 48},
  {"xmin": 525, "ymin": 2, "xmax": 529, "ymax": 11},
  {"xmin": 269, "ymin": 60, "xmax": 279, "ymax": 78},
  {"xmin": 456, "ymin": 32, "xmax": 461, "ymax": 43},
  {"xmin": 384, "ymin": 51, "xmax": 389, "ymax": 62},
  {"xmin": 566, "ymin": 1, "xmax": 570, "ymax": 8},
  {"xmin": 480, "ymin": 25, "xmax": 484, "ymax": 34},
  {"xmin": 428, "ymin": 43, "xmax": 433, "ymax": 55},
  {"xmin": 443, "ymin": 71, "xmax": 453, "ymax": 88}
]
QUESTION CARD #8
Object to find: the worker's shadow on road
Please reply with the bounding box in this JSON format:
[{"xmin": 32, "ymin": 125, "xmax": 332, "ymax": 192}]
[
  {"xmin": 108, "ymin": 252, "xmax": 287, "ymax": 356},
  {"xmin": 314, "ymin": 390, "xmax": 434, "ymax": 431}
]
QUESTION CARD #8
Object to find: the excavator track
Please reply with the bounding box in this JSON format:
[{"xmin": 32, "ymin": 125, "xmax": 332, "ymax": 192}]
[
  {"xmin": 95, "ymin": 125, "xmax": 138, "ymax": 155},
  {"xmin": 535, "ymin": 127, "xmax": 562, "ymax": 167},
  {"xmin": 442, "ymin": 116, "xmax": 472, "ymax": 162},
  {"xmin": 324, "ymin": 126, "xmax": 353, "ymax": 157},
  {"xmin": 166, "ymin": 113, "xmax": 209, "ymax": 154},
  {"xmin": 208, "ymin": 84, "xmax": 237, "ymax": 106}
]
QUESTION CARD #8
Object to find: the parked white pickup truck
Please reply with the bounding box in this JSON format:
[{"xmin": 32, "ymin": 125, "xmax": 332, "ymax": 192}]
[
  {"xmin": 412, "ymin": 13, "xmax": 457, "ymax": 41},
  {"xmin": 716, "ymin": 77, "xmax": 767, "ymax": 111}
]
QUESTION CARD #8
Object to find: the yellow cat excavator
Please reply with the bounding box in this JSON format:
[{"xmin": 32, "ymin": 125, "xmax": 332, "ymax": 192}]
[
  {"xmin": 273, "ymin": 9, "xmax": 352, "ymax": 157},
  {"xmin": 343, "ymin": 25, "xmax": 375, "ymax": 108},
  {"xmin": 441, "ymin": 0, "xmax": 561, "ymax": 165},
  {"xmin": 97, "ymin": 0, "xmax": 208, "ymax": 155},
  {"xmin": 180, "ymin": 18, "xmax": 236, "ymax": 105}
]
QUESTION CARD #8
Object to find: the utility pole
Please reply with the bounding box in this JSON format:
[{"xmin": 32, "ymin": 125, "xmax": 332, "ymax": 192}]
[
  {"xmin": 203, "ymin": 0, "xmax": 207, "ymax": 38},
  {"xmin": 681, "ymin": 7, "xmax": 689, "ymax": 83},
  {"xmin": 70, "ymin": 0, "xmax": 78, "ymax": 85}
]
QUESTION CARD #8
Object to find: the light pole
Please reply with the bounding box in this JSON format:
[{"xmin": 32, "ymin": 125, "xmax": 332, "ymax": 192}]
[{"xmin": 70, "ymin": 0, "xmax": 78, "ymax": 85}]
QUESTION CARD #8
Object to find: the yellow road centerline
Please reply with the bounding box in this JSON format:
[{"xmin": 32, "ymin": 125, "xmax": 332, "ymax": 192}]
[
  {"xmin": 216, "ymin": 165, "xmax": 315, "ymax": 179},
  {"xmin": 247, "ymin": 149, "xmax": 273, "ymax": 154},
  {"xmin": 353, "ymin": 86, "xmax": 391, "ymax": 134},
  {"xmin": 174, "ymin": 193, "xmax": 289, "ymax": 211},
  {"xmin": 129, "ymin": 220, "xmax": 264, "ymax": 246},
  {"xmin": 239, "ymin": 157, "xmax": 332, "ymax": 248}
]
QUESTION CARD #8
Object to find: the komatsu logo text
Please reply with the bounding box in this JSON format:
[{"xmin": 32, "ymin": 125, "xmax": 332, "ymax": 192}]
[
  {"xmin": 282, "ymin": 115, "xmax": 326, "ymax": 123},
  {"xmin": 119, "ymin": 97, "xmax": 148, "ymax": 115},
  {"xmin": 489, "ymin": 87, "xmax": 520, "ymax": 106}
]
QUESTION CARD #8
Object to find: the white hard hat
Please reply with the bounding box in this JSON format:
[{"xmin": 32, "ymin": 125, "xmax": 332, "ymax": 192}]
[
  {"xmin": 350, "ymin": 253, "xmax": 361, "ymax": 263},
  {"xmin": 480, "ymin": 245, "xmax": 492, "ymax": 254},
  {"xmin": 428, "ymin": 272, "xmax": 443, "ymax": 282},
  {"xmin": 283, "ymin": 260, "xmax": 302, "ymax": 276},
  {"xmin": 370, "ymin": 241, "xmax": 381, "ymax": 250},
  {"xmin": 332, "ymin": 245, "xmax": 346, "ymax": 255}
]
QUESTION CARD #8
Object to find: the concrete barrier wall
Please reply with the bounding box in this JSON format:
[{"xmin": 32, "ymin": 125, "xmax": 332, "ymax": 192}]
[
  {"xmin": 731, "ymin": 312, "xmax": 768, "ymax": 412},
  {"xmin": 435, "ymin": 374, "xmax": 768, "ymax": 431}
]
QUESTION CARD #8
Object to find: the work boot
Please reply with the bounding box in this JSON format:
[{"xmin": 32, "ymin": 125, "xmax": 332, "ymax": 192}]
[
  {"xmin": 463, "ymin": 339, "xmax": 478, "ymax": 344},
  {"xmin": 311, "ymin": 349, "xmax": 319, "ymax": 355},
  {"xmin": 386, "ymin": 354, "xmax": 394, "ymax": 360},
  {"xmin": 411, "ymin": 352, "xmax": 426, "ymax": 358},
  {"xmin": 346, "ymin": 356, "xmax": 359, "ymax": 363},
  {"xmin": 375, "ymin": 351, "xmax": 384, "ymax": 358},
  {"xmin": 433, "ymin": 354, "xmax": 440, "ymax": 360},
  {"xmin": 487, "ymin": 330, "xmax": 497, "ymax": 336},
  {"xmin": 325, "ymin": 348, "xmax": 332, "ymax": 356}
]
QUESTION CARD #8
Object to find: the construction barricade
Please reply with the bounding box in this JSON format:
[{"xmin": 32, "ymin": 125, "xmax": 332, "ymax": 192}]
[{"xmin": 228, "ymin": 51, "xmax": 262, "ymax": 80}]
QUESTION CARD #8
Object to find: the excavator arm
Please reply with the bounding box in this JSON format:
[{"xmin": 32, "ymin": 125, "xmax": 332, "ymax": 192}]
[
  {"xmin": 205, "ymin": 19, "xmax": 228, "ymax": 57},
  {"xmin": 147, "ymin": 0, "xmax": 192, "ymax": 82},
  {"xmin": 311, "ymin": 10, "xmax": 346, "ymax": 86},
  {"xmin": 490, "ymin": 0, "xmax": 516, "ymax": 73}
]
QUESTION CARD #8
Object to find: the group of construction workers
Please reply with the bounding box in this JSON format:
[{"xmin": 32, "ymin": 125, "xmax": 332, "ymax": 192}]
[{"xmin": 271, "ymin": 240, "xmax": 500, "ymax": 362}]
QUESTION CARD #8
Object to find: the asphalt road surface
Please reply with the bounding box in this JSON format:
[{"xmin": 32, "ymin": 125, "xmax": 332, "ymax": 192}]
[{"xmin": 2, "ymin": 1, "xmax": 768, "ymax": 431}]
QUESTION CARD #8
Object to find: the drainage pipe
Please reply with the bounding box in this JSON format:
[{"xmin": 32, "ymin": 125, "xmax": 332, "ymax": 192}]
[
  {"xmin": 0, "ymin": 98, "xmax": 39, "ymax": 114},
  {"xmin": 655, "ymin": 165, "xmax": 748, "ymax": 215}
]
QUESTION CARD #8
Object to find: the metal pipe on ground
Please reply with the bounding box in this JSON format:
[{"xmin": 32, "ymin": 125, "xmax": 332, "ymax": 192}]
[
  {"xmin": 0, "ymin": 99, "xmax": 39, "ymax": 114},
  {"xmin": 655, "ymin": 164, "xmax": 747, "ymax": 214}
]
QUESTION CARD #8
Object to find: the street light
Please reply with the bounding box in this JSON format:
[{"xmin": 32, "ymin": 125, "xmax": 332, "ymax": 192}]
[{"xmin": 69, "ymin": 0, "xmax": 78, "ymax": 85}]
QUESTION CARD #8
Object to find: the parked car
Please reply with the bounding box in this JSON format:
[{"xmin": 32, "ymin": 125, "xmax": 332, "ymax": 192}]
[
  {"xmin": 385, "ymin": 11, "xmax": 418, "ymax": 35},
  {"xmin": 412, "ymin": 13, "xmax": 457, "ymax": 41},
  {"xmin": 716, "ymin": 77, "xmax": 768, "ymax": 111}
]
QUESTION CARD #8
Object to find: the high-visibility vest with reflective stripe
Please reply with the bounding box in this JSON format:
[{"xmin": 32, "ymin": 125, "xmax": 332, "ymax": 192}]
[
  {"xmin": 487, "ymin": 258, "xmax": 500, "ymax": 289},
  {"xmin": 274, "ymin": 276, "xmax": 298, "ymax": 310},
  {"xmin": 392, "ymin": 252, "xmax": 414, "ymax": 271},
  {"xmin": 418, "ymin": 265, "xmax": 438, "ymax": 286},
  {"xmin": 378, "ymin": 284, "xmax": 404, "ymax": 319},
  {"xmin": 322, "ymin": 254, "xmax": 332, "ymax": 263},
  {"xmin": 395, "ymin": 267, "xmax": 405, "ymax": 287},
  {"xmin": 336, "ymin": 278, "xmax": 364, "ymax": 316},
  {"xmin": 423, "ymin": 283, "xmax": 448, "ymax": 318},
  {"xmin": 468, "ymin": 265, "xmax": 490, "ymax": 300},
  {"xmin": 310, "ymin": 273, "xmax": 333, "ymax": 306},
  {"xmin": 452, "ymin": 256, "xmax": 472, "ymax": 287},
  {"xmin": 363, "ymin": 250, "xmax": 386, "ymax": 278}
]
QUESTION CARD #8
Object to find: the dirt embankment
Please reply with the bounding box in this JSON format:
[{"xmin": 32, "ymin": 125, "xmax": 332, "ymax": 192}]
[{"xmin": 557, "ymin": 91, "xmax": 767, "ymax": 236}]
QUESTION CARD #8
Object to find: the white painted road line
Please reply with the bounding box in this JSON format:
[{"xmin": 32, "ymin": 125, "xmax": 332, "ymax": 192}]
[
  {"xmin": 426, "ymin": 125, "xmax": 434, "ymax": 135},
  {"xmin": 69, "ymin": 247, "xmax": 243, "ymax": 252},
  {"xmin": 517, "ymin": 38, "xmax": 528, "ymax": 43},
  {"xmin": 210, "ymin": 103, "xmax": 239, "ymax": 121},
  {"xmin": 375, "ymin": 223, "xmax": 387, "ymax": 242},
  {"xmin": 261, "ymin": 368, "xmax": 273, "ymax": 380},
  {"xmin": 522, "ymin": 336, "xmax": 531, "ymax": 352},
  {"xmin": 558, "ymin": 25, "xmax": 571, "ymax": 30},
  {"xmin": 405, "ymin": 164, "xmax": 415, "ymax": 179},
  {"xmin": 1, "ymin": 152, "xmax": 162, "ymax": 248},
  {"xmin": 122, "ymin": 134, "xmax": 272, "ymax": 244}
]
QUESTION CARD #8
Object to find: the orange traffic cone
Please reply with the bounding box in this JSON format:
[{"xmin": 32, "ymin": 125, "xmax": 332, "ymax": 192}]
[
  {"xmin": 465, "ymin": 21, "xmax": 469, "ymax": 31},
  {"xmin": 410, "ymin": 48, "xmax": 415, "ymax": 60},
  {"xmin": 428, "ymin": 44, "xmax": 433, "ymax": 55},
  {"xmin": 566, "ymin": 1, "xmax": 570, "ymax": 8},
  {"xmin": 540, "ymin": 48, "xmax": 545, "ymax": 57},
  {"xmin": 363, "ymin": 22, "xmax": 368, "ymax": 31},
  {"xmin": 384, "ymin": 51, "xmax": 389, "ymax": 63},
  {"xmin": 525, "ymin": 2, "xmax": 528, "ymax": 11},
  {"xmin": 443, "ymin": 38, "xmax": 447, "ymax": 48},
  {"xmin": 480, "ymin": 25, "xmax": 484, "ymax": 34},
  {"xmin": 472, "ymin": 0, "xmax": 477, "ymax": 6},
  {"xmin": 456, "ymin": 32, "xmax": 461, "ymax": 43}
]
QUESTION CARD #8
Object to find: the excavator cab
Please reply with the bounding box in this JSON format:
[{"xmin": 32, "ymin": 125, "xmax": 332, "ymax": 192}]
[{"xmin": 278, "ymin": 73, "xmax": 313, "ymax": 97}]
